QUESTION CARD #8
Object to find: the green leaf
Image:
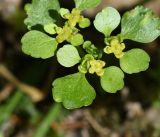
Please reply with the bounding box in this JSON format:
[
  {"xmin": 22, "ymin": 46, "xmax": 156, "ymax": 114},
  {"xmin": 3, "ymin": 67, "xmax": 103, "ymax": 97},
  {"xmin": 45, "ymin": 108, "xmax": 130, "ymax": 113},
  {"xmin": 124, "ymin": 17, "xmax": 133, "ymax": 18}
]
[
  {"xmin": 59, "ymin": 8, "xmax": 70, "ymax": 18},
  {"xmin": 70, "ymin": 34, "xmax": 84, "ymax": 46},
  {"xmin": 79, "ymin": 18, "xmax": 91, "ymax": 28},
  {"xmin": 52, "ymin": 72, "xmax": 96, "ymax": 109},
  {"xmin": 24, "ymin": 0, "xmax": 60, "ymax": 29},
  {"xmin": 120, "ymin": 48, "xmax": 150, "ymax": 74},
  {"xmin": 121, "ymin": 6, "xmax": 160, "ymax": 43},
  {"xmin": 57, "ymin": 45, "xmax": 81, "ymax": 67},
  {"xmin": 100, "ymin": 66, "xmax": 124, "ymax": 93},
  {"xmin": 21, "ymin": 30, "xmax": 58, "ymax": 59},
  {"xmin": 94, "ymin": 7, "xmax": 121, "ymax": 37},
  {"xmin": 74, "ymin": 0, "xmax": 101, "ymax": 11},
  {"xmin": 44, "ymin": 23, "xmax": 57, "ymax": 35}
]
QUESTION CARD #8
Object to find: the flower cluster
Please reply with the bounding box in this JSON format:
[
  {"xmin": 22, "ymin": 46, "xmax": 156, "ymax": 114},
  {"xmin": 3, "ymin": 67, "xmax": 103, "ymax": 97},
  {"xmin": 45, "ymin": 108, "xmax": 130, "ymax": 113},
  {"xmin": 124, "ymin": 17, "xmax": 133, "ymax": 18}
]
[
  {"xmin": 89, "ymin": 59, "xmax": 106, "ymax": 76},
  {"xmin": 104, "ymin": 38, "xmax": 125, "ymax": 58},
  {"xmin": 44, "ymin": 8, "xmax": 91, "ymax": 46},
  {"xmin": 78, "ymin": 54, "xmax": 105, "ymax": 76}
]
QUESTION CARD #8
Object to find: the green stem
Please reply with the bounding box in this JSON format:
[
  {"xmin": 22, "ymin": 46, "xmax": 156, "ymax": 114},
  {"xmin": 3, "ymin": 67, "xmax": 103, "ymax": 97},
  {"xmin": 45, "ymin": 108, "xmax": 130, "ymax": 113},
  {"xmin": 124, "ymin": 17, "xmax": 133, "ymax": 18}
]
[
  {"xmin": 0, "ymin": 90, "xmax": 24, "ymax": 124},
  {"xmin": 34, "ymin": 103, "xmax": 61, "ymax": 137}
]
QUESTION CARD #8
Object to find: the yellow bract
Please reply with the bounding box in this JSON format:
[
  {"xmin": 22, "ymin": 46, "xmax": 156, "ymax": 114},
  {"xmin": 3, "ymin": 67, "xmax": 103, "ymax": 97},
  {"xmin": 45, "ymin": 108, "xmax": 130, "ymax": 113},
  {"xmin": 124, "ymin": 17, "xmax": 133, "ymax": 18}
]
[
  {"xmin": 104, "ymin": 39, "xmax": 125, "ymax": 58},
  {"xmin": 89, "ymin": 60, "xmax": 106, "ymax": 76}
]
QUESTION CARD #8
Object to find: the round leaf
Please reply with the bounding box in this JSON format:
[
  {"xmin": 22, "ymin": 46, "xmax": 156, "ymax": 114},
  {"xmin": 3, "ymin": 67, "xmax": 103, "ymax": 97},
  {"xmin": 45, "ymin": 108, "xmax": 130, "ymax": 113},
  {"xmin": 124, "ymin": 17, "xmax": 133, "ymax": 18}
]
[
  {"xmin": 79, "ymin": 18, "xmax": 91, "ymax": 28},
  {"xmin": 59, "ymin": 8, "xmax": 70, "ymax": 18},
  {"xmin": 24, "ymin": 0, "xmax": 60, "ymax": 29},
  {"xmin": 100, "ymin": 66, "xmax": 124, "ymax": 93},
  {"xmin": 94, "ymin": 7, "xmax": 121, "ymax": 37},
  {"xmin": 21, "ymin": 30, "xmax": 58, "ymax": 59},
  {"xmin": 120, "ymin": 48, "xmax": 150, "ymax": 74},
  {"xmin": 44, "ymin": 23, "xmax": 57, "ymax": 34},
  {"xmin": 70, "ymin": 34, "xmax": 84, "ymax": 46},
  {"xmin": 121, "ymin": 6, "xmax": 160, "ymax": 43},
  {"xmin": 57, "ymin": 45, "xmax": 81, "ymax": 67},
  {"xmin": 52, "ymin": 72, "xmax": 96, "ymax": 109}
]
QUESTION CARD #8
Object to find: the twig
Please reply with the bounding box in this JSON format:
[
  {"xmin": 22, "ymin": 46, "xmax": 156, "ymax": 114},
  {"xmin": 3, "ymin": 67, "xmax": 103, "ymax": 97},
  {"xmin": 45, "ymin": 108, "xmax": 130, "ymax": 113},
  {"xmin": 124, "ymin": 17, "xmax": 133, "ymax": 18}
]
[
  {"xmin": 0, "ymin": 64, "xmax": 44, "ymax": 102},
  {"xmin": 83, "ymin": 110, "xmax": 110, "ymax": 136},
  {"xmin": 51, "ymin": 121, "xmax": 88, "ymax": 131},
  {"xmin": 0, "ymin": 83, "xmax": 14, "ymax": 102}
]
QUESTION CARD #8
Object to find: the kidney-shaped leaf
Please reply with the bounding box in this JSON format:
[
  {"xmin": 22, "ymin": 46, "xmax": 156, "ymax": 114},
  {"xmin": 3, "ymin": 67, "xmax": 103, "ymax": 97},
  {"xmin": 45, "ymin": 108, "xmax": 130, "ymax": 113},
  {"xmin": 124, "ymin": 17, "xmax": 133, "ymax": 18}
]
[
  {"xmin": 21, "ymin": 30, "xmax": 58, "ymax": 59},
  {"xmin": 121, "ymin": 6, "xmax": 160, "ymax": 43},
  {"xmin": 100, "ymin": 66, "xmax": 124, "ymax": 93},
  {"xmin": 120, "ymin": 48, "xmax": 150, "ymax": 74},
  {"xmin": 57, "ymin": 45, "xmax": 81, "ymax": 67},
  {"xmin": 24, "ymin": 0, "xmax": 60, "ymax": 29},
  {"xmin": 52, "ymin": 72, "xmax": 96, "ymax": 109},
  {"xmin": 94, "ymin": 7, "xmax": 121, "ymax": 37},
  {"xmin": 74, "ymin": 0, "xmax": 101, "ymax": 11}
]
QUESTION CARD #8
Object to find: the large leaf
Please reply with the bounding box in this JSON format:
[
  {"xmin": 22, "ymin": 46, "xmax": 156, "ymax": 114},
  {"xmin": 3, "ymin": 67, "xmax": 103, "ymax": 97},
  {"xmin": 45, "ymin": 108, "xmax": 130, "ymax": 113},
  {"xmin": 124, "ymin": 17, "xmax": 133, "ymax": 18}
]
[
  {"xmin": 100, "ymin": 66, "xmax": 124, "ymax": 93},
  {"xmin": 57, "ymin": 45, "xmax": 81, "ymax": 67},
  {"xmin": 120, "ymin": 48, "xmax": 150, "ymax": 74},
  {"xmin": 21, "ymin": 30, "xmax": 58, "ymax": 59},
  {"xmin": 52, "ymin": 72, "xmax": 96, "ymax": 109},
  {"xmin": 74, "ymin": 0, "xmax": 101, "ymax": 11},
  {"xmin": 24, "ymin": 0, "xmax": 60, "ymax": 29},
  {"xmin": 121, "ymin": 6, "xmax": 160, "ymax": 43},
  {"xmin": 94, "ymin": 7, "xmax": 121, "ymax": 37}
]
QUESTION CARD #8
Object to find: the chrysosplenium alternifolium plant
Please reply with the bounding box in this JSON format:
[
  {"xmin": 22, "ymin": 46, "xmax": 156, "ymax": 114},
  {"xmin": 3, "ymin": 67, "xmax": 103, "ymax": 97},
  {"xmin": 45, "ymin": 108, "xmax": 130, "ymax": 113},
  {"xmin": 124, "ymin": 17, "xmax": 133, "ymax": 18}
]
[{"xmin": 21, "ymin": 0, "xmax": 160, "ymax": 109}]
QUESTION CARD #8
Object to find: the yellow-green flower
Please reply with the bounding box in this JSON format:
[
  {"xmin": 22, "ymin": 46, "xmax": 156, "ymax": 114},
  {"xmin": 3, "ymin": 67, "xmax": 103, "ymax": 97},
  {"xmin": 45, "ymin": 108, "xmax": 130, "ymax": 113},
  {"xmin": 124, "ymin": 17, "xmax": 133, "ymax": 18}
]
[
  {"xmin": 65, "ymin": 8, "xmax": 83, "ymax": 27},
  {"xmin": 89, "ymin": 59, "xmax": 106, "ymax": 76},
  {"xmin": 78, "ymin": 54, "xmax": 94, "ymax": 73},
  {"xmin": 56, "ymin": 25, "xmax": 72, "ymax": 43},
  {"xmin": 104, "ymin": 39, "xmax": 125, "ymax": 58}
]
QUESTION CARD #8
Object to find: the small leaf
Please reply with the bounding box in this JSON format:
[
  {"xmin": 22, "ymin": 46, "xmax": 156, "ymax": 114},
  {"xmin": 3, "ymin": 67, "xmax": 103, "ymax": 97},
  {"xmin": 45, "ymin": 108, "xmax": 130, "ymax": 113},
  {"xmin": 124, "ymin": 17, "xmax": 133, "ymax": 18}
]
[
  {"xmin": 52, "ymin": 72, "xmax": 96, "ymax": 109},
  {"xmin": 59, "ymin": 8, "xmax": 70, "ymax": 18},
  {"xmin": 21, "ymin": 30, "xmax": 58, "ymax": 59},
  {"xmin": 100, "ymin": 66, "xmax": 124, "ymax": 93},
  {"xmin": 79, "ymin": 18, "xmax": 91, "ymax": 28},
  {"xmin": 120, "ymin": 48, "xmax": 150, "ymax": 74},
  {"xmin": 74, "ymin": 0, "xmax": 101, "ymax": 11},
  {"xmin": 57, "ymin": 45, "xmax": 81, "ymax": 67},
  {"xmin": 121, "ymin": 6, "xmax": 160, "ymax": 43},
  {"xmin": 70, "ymin": 34, "xmax": 84, "ymax": 46},
  {"xmin": 44, "ymin": 23, "xmax": 57, "ymax": 34},
  {"xmin": 24, "ymin": 0, "xmax": 60, "ymax": 29},
  {"xmin": 94, "ymin": 7, "xmax": 121, "ymax": 37}
]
